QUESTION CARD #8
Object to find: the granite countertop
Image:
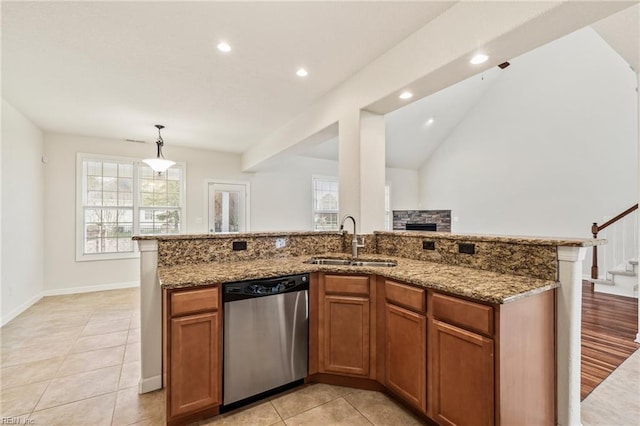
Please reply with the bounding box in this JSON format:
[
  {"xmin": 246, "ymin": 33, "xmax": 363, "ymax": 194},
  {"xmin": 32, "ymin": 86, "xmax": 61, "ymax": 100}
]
[
  {"xmin": 158, "ymin": 253, "xmax": 558, "ymax": 304},
  {"xmin": 374, "ymin": 231, "xmax": 605, "ymax": 247},
  {"xmin": 134, "ymin": 230, "xmax": 604, "ymax": 247}
]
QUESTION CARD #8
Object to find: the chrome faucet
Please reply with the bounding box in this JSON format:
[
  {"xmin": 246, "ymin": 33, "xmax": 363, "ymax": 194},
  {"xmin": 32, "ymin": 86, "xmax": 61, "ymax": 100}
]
[{"xmin": 340, "ymin": 215, "xmax": 365, "ymax": 258}]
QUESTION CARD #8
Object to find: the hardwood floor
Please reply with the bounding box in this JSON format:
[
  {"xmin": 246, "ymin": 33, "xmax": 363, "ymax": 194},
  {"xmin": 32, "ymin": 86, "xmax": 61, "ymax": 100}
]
[{"xmin": 581, "ymin": 281, "xmax": 639, "ymax": 400}]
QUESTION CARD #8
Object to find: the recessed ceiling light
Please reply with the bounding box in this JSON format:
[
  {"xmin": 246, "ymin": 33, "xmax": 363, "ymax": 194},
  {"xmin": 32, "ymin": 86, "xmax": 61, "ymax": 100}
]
[
  {"xmin": 217, "ymin": 41, "xmax": 232, "ymax": 53},
  {"xmin": 425, "ymin": 117, "xmax": 435, "ymax": 126},
  {"xmin": 470, "ymin": 53, "xmax": 489, "ymax": 64},
  {"xmin": 399, "ymin": 91, "xmax": 413, "ymax": 100},
  {"xmin": 296, "ymin": 68, "xmax": 308, "ymax": 77}
]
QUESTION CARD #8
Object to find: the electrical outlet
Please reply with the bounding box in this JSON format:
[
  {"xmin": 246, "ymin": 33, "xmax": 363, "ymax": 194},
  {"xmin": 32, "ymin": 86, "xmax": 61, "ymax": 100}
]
[
  {"xmin": 422, "ymin": 240, "xmax": 435, "ymax": 250},
  {"xmin": 232, "ymin": 241, "xmax": 247, "ymax": 251},
  {"xmin": 275, "ymin": 238, "xmax": 287, "ymax": 249},
  {"xmin": 458, "ymin": 243, "xmax": 475, "ymax": 255}
]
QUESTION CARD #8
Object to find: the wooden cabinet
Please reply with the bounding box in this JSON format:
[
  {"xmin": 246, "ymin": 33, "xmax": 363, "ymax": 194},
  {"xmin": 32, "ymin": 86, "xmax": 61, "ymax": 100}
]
[
  {"xmin": 385, "ymin": 302, "xmax": 427, "ymax": 412},
  {"xmin": 165, "ymin": 286, "xmax": 221, "ymax": 426},
  {"xmin": 318, "ymin": 274, "xmax": 374, "ymax": 378},
  {"xmin": 431, "ymin": 320, "xmax": 494, "ymax": 426},
  {"xmin": 383, "ymin": 280, "xmax": 427, "ymax": 413},
  {"xmin": 430, "ymin": 292, "xmax": 495, "ymax": 426}
]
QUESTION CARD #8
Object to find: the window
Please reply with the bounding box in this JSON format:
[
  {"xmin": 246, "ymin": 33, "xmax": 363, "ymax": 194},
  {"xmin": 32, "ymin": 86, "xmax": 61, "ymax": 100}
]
[
  {"xmin": 77, "ymin": 154, "xmax": 185, "ymax": 261},
  {"xmin": 312, "ymin": 176, "xmax": 339, "ymax": 231}
]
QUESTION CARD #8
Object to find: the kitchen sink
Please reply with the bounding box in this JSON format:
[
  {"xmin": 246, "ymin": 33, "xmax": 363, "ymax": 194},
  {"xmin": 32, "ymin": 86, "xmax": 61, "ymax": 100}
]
[
  {"xmin": 305, "ymin": 258, "xmax": 352, "ymax": 266},
  {"xmin": 350, "ymin": 260, "xmax": 397, "ymax": 267},
  {"xmin": 305, "ymin": 258, "xmax": 397, "ymax": 267}
]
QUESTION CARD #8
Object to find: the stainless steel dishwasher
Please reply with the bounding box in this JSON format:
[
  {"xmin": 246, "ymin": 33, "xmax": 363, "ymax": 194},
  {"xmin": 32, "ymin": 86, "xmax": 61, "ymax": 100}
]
[{"xmin": 222, "ymin": 273, "xmax": 309, "ymax": 410}]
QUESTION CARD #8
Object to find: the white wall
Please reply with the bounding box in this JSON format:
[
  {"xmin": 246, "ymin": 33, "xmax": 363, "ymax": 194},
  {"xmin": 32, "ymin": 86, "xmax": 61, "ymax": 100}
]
[
  {"xmin": 386, "ymin": 167, "xmax": 420, "ymax": 211},
  {"xmin": 43, "ymin": 133, "xmax": 250, "ymax": 292},
  {"xmin": 250, "ymin": 157, "xmax": 420, "ymax": 232},
  {"xmin": 250, "ymin": 156, "xmax": 337, "ymax": 232},
  {"xmin": 419, "ymin": 28, "xmax": 637, "ymax": 241},
  {"xmin": 1, "ymin": 99, "xmax": 45, "ymax": 325}
]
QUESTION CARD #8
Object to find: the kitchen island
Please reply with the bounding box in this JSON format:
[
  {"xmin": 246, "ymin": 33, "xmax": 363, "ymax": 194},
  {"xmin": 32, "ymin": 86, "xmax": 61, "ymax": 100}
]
[{"xmin": 134, "ymin": 231, "xmax": 603, "ymax": 426}]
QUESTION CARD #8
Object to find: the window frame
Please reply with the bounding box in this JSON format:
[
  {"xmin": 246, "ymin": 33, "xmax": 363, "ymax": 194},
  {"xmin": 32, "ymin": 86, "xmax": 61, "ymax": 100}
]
[
  {"xmin": 311, "ymin": 175, "xmax": 339, "ymax": 231},
  {"xmin": 75, "ymin": 153, "xmax": 187, "ymax": 262}
]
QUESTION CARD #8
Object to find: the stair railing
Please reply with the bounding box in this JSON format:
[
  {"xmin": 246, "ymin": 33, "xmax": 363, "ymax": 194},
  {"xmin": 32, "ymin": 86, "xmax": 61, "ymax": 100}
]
[{"xmin": 591, "ymin": 203, "xmax": 638, "ymax": 279}]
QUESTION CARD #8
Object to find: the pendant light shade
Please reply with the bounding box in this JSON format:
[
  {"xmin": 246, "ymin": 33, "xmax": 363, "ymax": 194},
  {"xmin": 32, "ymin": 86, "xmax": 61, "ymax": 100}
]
[{"xmin": 143, "ymin": 124, "xmax": 175, "ymax": 173}]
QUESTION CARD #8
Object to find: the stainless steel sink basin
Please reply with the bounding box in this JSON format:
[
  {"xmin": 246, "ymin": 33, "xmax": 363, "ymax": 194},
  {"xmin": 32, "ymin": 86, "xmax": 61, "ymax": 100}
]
[
  {"xmin": 305, "ymin": 258, "xmax": 397, "ymax": 267},
  {"xmin": 305, "ymin": 258, "xmax": 352, "ymax": 266},
  {"xmin": 350, "ymin": 260, "xmax": 397, "ymax": 267}
]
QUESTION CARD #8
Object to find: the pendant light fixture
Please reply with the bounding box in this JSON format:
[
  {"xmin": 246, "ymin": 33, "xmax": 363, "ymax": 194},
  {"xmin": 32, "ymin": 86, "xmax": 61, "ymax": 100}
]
[{"xmin": 143, "ymin": 124, "xmax": 175, "ymax": 173}]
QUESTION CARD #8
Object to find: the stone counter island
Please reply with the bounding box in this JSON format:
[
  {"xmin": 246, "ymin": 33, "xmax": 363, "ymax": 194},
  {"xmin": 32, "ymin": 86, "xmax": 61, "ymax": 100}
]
[{"xmin": 134, "ymin": 230, "xmax": 603, "ymax": 426}]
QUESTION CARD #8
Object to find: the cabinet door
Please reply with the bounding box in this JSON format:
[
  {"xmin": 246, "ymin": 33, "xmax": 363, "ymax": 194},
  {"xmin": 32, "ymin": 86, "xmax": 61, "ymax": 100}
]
[
  {"xmin": 431, "ymin": 320, "xmax": 494, "ymax": 426},
  {"xmin": 322, "ymin": 295, "xmax": 370, "ymax": 376},
  {"xmin": 385, "ymin": 303, "xmax": 427, "ymax": 413},
  {"xmin": 169, "ymin": 311, "xmax": 221, "ymax": 418}
]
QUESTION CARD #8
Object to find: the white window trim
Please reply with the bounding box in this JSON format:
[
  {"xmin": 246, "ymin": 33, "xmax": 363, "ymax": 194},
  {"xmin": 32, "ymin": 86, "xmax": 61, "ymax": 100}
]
[
  {"xmin": 76, "ymin": 153, "xmax": 187, "ymax": 262},
  {"xmin": 311, "ymin": 175, "xmax": 339, "ymax": 231},
  {"xmin": 203, "ymin": 179, "xmax": 251, "ymax": 234}
]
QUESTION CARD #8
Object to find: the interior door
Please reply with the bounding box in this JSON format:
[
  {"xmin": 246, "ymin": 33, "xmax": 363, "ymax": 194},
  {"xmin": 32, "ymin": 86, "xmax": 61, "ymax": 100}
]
[{"xmin": 208, "ymin": 182, "xmax": 248, "ymax": 233}]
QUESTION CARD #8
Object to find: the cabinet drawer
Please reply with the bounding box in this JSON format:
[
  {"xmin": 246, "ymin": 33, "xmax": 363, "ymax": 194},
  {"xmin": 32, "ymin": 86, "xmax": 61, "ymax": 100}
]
[
  {"xmin": 171, "ymin": 287, "xmax": 219, "ymax": 317},
  {"xmin": 324, "ymin": 275, "xmax": 370, "ymax": 296},
  {"xmin": 432, "ymin": 293, "xmax": 493, "ymax": 335},
  {"xmin": 385, "ymin": 280, "xmax": 426, "ymax": 313}
]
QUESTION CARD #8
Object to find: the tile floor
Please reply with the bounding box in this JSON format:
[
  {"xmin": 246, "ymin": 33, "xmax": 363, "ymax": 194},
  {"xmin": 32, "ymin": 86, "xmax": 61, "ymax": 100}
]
[{"xmin": 1, "ymin": 288, "xmax": 638, "ymax": 426}]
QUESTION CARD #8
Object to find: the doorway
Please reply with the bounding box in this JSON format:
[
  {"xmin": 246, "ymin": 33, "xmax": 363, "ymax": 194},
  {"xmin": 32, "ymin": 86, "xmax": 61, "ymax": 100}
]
[{"xmin": 207, "ymin": 181, "xmax": 250, "ymax": 233}]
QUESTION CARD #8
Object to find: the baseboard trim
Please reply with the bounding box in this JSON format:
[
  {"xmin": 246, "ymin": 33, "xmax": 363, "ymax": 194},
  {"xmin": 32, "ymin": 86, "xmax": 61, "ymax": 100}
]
[
  {"xmin": 42, "ymin": 281, "xmax": 139, "ymax": 297},
  {"xmin": 139, "ymin": 375, "xmax": 162, "ymax": 394},
  {"xmin": 1, "ymin": 293, "xmax": 43, "ymax": 327},
  {"xmin": 636, "ymin": 333, "xmax": 640, "ymax": 344}
]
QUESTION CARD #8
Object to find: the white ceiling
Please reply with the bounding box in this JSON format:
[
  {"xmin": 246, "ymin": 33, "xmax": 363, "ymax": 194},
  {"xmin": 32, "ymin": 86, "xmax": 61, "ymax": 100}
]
[
  {"xmin": 293, "ymin": 4, "xmax": 639, "ymax": 171},
  {"xmin": 1, "ymin": 1, "xmax": 454, "ymax": 152},
  {"xmin": 3, "ymin": 2, "xmax": 637, "ymax": 171}
]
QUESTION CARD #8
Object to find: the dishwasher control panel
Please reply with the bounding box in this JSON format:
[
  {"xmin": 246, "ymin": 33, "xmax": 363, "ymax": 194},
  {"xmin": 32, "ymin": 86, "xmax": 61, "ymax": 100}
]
[{"xmin": 223, "ymin": 274, "xmax": 309, "ymax": 301}]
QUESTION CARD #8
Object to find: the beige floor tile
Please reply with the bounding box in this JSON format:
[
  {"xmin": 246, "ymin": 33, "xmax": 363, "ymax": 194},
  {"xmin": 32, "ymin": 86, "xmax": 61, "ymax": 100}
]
[
  {"xmin": 91, "ymin": 310, "xmax": 134, "ymax": 322},
  {"xmin": 130, "ymin": 312, "xmax": 141, "ymax": 329},
  {"xmin": 271, "ymin": 383, "xmax": 347, "ymax": 419},
  {"xmin": 56, "ymin": 345, "xmax": 125, "ymax": 377},
  {"xmin": 1, "ymin": 339, "xmax": 73, "ymax": 367},
  {"xmin": 119, "ymin": 361, "xmax": 141, "ymax": 389},
  {"xmin": 0, "ymin": 380, "xmax": 50, "ymax": 417},
  {"xmin": 201, "ymin": 401, "xmax": 282, "ymax": 425},
  {"xmin": 127, "ymin": 328, "xmax": 141, "ymax": 344},
  {"xmin": 124, "ymin": 342, "xmax": 141, "ymax": 363},
  {"xmin": 1, "ymin": 326, "xmax": 84, "ymax": 350},
  {"xmin": 29, "ymin": 392, "xmax": 116, "ymax": 426},
  {"xmin": 0, "ymin": 357, "xmax": 63, "ymax": 389},
  {"xmin": 344, "ymin": 388, "xmax": 425, "ymax": 425},
  {"xmin": 35, "ymin": 365, "xmax": 120, "ymax": 410},
  {"xmin": 70, "ymin": 330, "xmax": 128, "ymax": 354},
  {"xmin": 112, "ymin": 387, "xmax": 165, "ymax": 426},
  {"xmin": 284, "ymin": 398, "xmax": 371, "ymax": 426},
  {"xmin": 82, "ymin": 318, "xmax": 131, "ymax": 336}
]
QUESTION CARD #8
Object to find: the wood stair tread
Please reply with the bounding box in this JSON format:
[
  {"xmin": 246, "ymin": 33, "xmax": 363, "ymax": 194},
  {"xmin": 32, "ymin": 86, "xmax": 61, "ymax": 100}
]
[{"xmin": 608, "ymin": 269, "xmax": 636, "ymax": 277}]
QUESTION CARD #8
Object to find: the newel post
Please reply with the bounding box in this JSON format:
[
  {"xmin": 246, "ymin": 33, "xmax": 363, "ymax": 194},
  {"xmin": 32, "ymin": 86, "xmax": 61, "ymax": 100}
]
[
  {"xmin": 590, "ymin": 223, "xmax": 599, "ymax": 279},
  {"xmin": 556, "ymin": 246, "xmax": 587, "ymax": 426}
]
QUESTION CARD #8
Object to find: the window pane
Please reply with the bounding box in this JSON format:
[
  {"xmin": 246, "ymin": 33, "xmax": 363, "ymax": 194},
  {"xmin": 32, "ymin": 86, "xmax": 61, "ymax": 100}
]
[
  {"xmin": 81, "ymin": 158, "xmax": 135, "ymax": 256},
  {"xmin": 312, "ymin": 177, "xmax": 339, "ymax": 231},
  {"xmin": 103, "ymin": 163, "xmax": 118, "ymax": 177},
  {"xmin": 87, "ymin": 161, "xmax": 102, "ymax": 176},
  {"xmin": 138, "ymin": 163, "xmax": 183, "ymax": 235},
  {"xmin": 87, "ymin": 176, "xmax": 102, "ymax": 191},
  {"xmin": 119, "ymin": 164, "xmax": 133, "ymax": 178},
  {"xmin": 314, "ymin": 213, "xmax": 338, "ymax": 231}
]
